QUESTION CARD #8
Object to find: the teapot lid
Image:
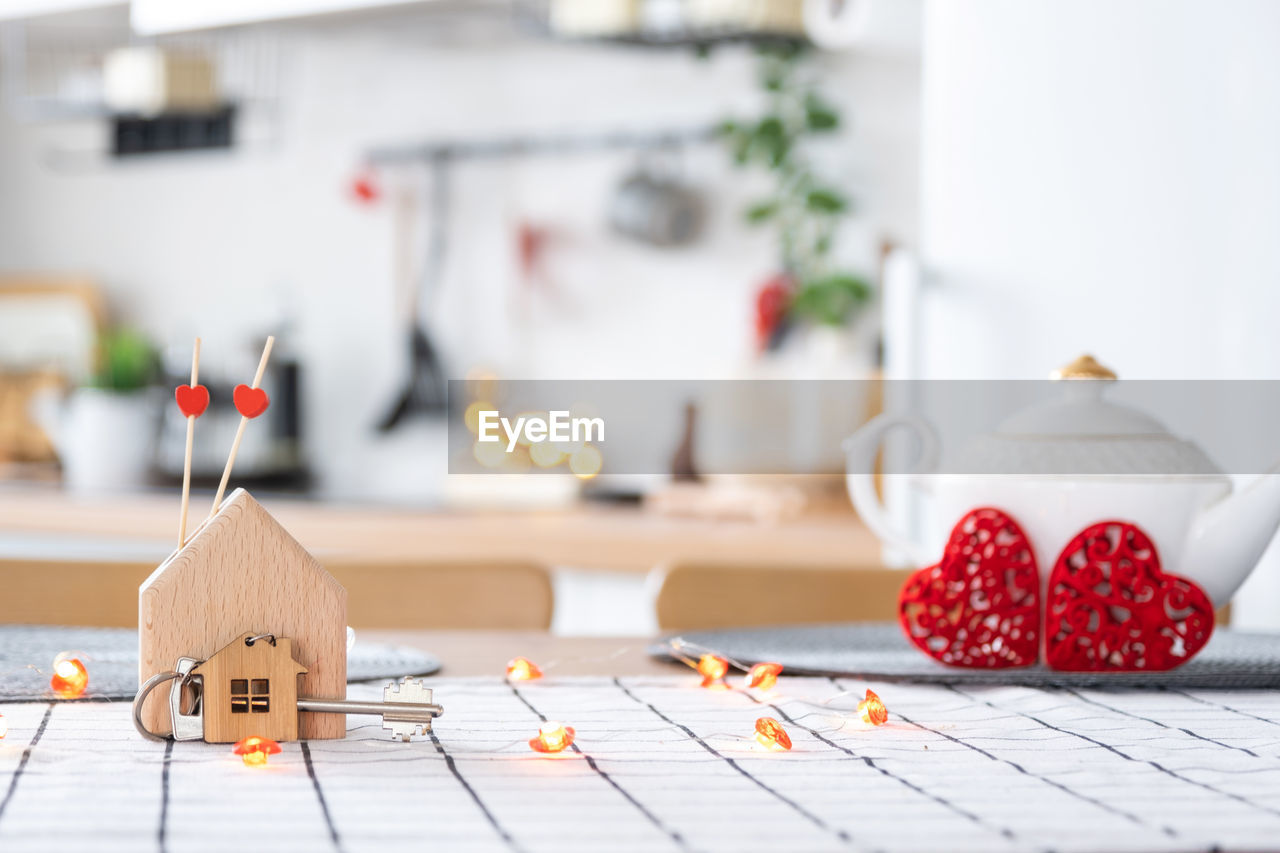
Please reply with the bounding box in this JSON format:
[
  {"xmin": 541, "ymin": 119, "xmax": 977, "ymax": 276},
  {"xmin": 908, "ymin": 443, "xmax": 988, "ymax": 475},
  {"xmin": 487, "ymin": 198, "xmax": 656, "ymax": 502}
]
[
  {"xmin": 997, "ymin": 355, "xmax": 1166, "ymax": 436},
  {"xmin": 952, "ymin": 355, "xmax": 1223, "ymax": 476},
  {"xmin": 1048, "ymin": 354, "xmax": 1116, "ymax": 381}
]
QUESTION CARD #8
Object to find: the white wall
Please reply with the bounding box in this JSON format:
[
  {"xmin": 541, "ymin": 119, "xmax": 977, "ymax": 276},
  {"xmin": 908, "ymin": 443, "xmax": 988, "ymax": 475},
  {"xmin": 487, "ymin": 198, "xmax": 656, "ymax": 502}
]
[
  {"xmin": 916, "ymin": 0, "xmax": 1280, "ymax": 628},
  {"xmin": 919, "ymin": 0, "xmax": 1280, "ymax": 381},
  {"xmin": 0, "ymin": 17, "xmax": 920, "ymax": 501}
]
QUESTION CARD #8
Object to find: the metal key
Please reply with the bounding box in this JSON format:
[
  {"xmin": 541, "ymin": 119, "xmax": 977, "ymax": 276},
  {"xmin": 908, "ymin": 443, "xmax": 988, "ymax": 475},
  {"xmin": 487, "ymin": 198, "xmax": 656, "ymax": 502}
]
[
  {"xmin": 142, "ymin": 667, "xmax": 444, "ymax": 743},
  {"xmin": 297, "ymin": 677, "xmax": 444, "ymax": 742}
]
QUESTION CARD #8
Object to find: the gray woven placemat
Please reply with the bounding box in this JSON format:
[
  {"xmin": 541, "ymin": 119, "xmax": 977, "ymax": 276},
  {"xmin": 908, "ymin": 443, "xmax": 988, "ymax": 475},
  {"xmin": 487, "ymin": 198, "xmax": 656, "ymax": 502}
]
[
  {"xmin": 651, "ymin": 623, "xmax": 1280, "ymax": 689},
  {"xmin": 0, "ymin": 625, "xmax": 441, "ymax": 701}
]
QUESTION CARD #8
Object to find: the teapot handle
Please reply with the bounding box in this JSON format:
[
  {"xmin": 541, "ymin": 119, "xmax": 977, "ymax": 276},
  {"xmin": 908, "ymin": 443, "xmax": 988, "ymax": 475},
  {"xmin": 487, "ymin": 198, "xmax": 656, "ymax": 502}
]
[
  {"xmin": 843, "ymin": 413, "xmax": 940, "ymax": 566},
  {"xmin": 27, "ymin": 384, "xmax": 65, "ymax": 450}
]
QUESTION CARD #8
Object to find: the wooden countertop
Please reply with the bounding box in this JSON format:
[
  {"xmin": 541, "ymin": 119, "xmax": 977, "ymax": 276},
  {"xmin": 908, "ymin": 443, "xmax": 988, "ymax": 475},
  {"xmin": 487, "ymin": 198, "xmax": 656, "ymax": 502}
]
[{"xmin": 0, "ymin": 485, "xmax": 883, "ymax": 572}]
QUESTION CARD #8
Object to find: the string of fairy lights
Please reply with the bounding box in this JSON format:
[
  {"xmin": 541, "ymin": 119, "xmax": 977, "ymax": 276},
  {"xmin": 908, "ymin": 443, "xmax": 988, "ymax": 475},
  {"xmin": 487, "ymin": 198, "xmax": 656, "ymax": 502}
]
[
  {"xmin": 0, "ymin": 652, "xmax": 90, "ymax": 742},
  {"xmin": 507, "ymin": 637, "xmax": 890, "ymax": 756},
  {"xmin": 0, "ymin": 640, "xmax": 890, "ymax": 766}
]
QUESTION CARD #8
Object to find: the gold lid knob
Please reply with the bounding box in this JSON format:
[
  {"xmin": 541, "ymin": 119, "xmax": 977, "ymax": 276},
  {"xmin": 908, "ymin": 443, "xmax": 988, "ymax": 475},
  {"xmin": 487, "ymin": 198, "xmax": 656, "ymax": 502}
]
[{"xmin": 1050, "ymin": 354, "xmax": 1117, "ymax": 381}]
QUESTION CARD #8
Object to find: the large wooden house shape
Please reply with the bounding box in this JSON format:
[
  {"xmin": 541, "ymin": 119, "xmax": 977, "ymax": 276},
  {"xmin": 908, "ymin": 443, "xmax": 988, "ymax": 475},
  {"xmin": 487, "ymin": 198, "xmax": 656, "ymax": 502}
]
[
  {"xmin": 138, "ymin": 488, "xmax": 347, "ymax": 739},
  {"xmin": 191, "ymin": 633, "xmax": 309, "ymax": 743}
]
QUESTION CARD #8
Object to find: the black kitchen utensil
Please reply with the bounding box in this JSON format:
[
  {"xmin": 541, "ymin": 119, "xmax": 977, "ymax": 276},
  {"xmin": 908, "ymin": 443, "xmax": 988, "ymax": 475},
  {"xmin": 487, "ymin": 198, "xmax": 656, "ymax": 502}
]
[{"xmin": 377, "ymin": 154, "xmax": 451, "ymax": 431}]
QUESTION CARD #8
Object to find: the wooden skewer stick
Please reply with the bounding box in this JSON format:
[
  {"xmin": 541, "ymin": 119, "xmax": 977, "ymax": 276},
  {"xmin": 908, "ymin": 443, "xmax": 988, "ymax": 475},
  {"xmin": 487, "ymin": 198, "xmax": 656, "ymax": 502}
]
[
  {"xmin": 209, "ymin": 336, "xmax": 275, "ymax": 518},
  {"xmin": 178, "ymin": 337, "xmax": 201, "ymax": 548}
]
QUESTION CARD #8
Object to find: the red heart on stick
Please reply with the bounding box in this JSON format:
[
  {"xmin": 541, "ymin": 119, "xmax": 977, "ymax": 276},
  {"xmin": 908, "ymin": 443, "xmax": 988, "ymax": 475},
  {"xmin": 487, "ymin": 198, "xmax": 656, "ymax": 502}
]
[
  {"xmin": 1045, "ymin": 521, "xmax": 1213, "ymax": 671},
  {"xmin": 233, "ymin": 384, "xmax": 270, "ymax": 419},
  {"xmin": 898, "ymin": 507, "xmax": 1041, "ymax": 668},
  {"xmin": 174, "ymin": 384, "xmax": 210, "ymax": 418}
]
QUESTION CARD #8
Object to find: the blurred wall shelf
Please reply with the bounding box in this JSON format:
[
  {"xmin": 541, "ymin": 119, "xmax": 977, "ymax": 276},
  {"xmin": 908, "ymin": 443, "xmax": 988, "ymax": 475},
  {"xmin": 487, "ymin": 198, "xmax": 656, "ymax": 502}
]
[
  {"xmin": 1, "ymin": 16, "xmax": 282, "ymax": 120},
  {"xmin": 111, "ymin": 105, "xmax": 235, "ymax": 157},
  {"xmin": 0, "ymin": 8, "xmax": 280, "ymax": 167},
  {"xmin": 516, "ymin": 0, "xmax": 810, "ymax": 50}
]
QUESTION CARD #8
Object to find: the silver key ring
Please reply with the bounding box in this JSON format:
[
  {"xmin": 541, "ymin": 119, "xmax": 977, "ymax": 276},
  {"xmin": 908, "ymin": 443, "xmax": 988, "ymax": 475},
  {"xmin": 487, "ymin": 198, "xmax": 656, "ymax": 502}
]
[{"xmin": 132, "ymin": 670, "xmax": 182, "ymax": 742}]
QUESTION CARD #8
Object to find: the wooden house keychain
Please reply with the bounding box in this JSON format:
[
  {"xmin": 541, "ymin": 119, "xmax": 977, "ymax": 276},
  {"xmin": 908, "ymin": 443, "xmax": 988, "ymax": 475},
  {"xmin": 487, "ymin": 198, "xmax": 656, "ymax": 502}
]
[
  {"xmin": 134, "ymin": 337, "xmax": 443, "ymax": 744},
  {"xmin": 133, "ymin": 632, "xmax": 443, "ymax": 743}
]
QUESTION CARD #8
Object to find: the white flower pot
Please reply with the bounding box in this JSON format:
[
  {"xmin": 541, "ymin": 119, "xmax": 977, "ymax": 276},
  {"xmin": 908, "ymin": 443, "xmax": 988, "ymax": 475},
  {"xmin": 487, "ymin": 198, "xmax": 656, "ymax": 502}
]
[{"xmin": 35, "ymin": 388, "xmax": 157, "ymax": 493}]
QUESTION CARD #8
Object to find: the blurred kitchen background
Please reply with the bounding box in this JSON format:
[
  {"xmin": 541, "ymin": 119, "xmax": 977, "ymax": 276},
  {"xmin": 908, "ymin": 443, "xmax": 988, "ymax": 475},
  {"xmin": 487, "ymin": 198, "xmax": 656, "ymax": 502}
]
[
  {"xmin": 0, "ymin": 0, "xmax": 916, "ymax": 494},
  {"xmin": 3, "ymin": 0, "xmax": 1280, "ymax": 636}
]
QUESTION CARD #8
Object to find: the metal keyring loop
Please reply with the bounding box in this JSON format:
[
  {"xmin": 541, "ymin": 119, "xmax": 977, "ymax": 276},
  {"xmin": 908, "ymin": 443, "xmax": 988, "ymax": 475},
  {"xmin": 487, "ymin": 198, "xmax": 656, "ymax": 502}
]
[
  {"xmin": 132, "ymin": 670, "xmax": 182, "ymax": 742},
  {"xmin": 245, "ymin": 633, "xmax": 276, "ymax": 647}
]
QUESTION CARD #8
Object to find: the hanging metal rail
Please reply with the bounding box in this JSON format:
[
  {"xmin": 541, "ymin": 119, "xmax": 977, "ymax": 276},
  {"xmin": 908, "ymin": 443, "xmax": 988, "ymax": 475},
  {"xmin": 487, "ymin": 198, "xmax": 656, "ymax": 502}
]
[{"xmin": 365, "ymin": 124, "xmax": 718, "ymax": 166}]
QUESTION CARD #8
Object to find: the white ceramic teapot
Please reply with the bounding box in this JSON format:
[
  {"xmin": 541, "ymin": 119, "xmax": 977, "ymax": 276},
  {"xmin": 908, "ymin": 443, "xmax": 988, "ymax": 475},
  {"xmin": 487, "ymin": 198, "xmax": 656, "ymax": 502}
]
[{"xmin": 844, "ymin": 355, "xmax": 1280, "ymax": 607}]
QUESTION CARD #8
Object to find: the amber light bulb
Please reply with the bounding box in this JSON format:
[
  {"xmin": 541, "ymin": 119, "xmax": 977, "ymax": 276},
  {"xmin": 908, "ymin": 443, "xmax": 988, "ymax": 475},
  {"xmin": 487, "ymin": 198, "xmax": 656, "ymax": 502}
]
[
  {"xmin": 528, "ymin": 721, "xmax": 576, "ymax": 753},
  {"xmin": 50, "ymin": 655, "xmax": 88, "ymax": 699},
  {"xmin": 754, "ymin": 717, "xmax": 792, "ymax": 751},
  {"xmin": 696, "ymin": 654, "xmax": 729, "ymax": 688},
  {"xmin": 506, "ymin": 657, "xmax": 543, "ymax": 681},
  {"xmin": 232, "ymin": 736, "xmax": 282, "ymax": 767},
  {"xmin": 0, "ymin": 713, "xmax": 7, "ymax": 740},
  {"xmin": 858, "ymin": 689, "xmax": 888, "ymax": 726},
  {"xmin": 743, "ymin": 662, "xmax": 783, "ymax": 690}
]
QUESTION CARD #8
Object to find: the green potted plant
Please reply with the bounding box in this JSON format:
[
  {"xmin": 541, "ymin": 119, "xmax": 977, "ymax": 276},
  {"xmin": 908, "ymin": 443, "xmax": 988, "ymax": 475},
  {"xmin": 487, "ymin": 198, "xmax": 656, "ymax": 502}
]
[
  {"xmin": 718, "ymin": 44, "xmax": 871, "ymax": 353},
  {"xmin": 699, "ymin": 46, "xmax": 874, "ymax": 478}
]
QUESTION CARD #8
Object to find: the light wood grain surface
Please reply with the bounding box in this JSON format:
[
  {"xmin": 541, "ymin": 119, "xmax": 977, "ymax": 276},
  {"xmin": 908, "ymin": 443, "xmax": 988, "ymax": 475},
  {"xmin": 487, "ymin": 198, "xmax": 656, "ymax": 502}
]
[
  {"xmin": 654, "ymin": 562, "xmax": 906, "ymax": 630},
  {"xmin": 0, "ymin": 555, "xmax": 556, "ymax": 630},
  {"xmin": 139, "ymin": 489, "xmax": 347, "ymax": 739}
]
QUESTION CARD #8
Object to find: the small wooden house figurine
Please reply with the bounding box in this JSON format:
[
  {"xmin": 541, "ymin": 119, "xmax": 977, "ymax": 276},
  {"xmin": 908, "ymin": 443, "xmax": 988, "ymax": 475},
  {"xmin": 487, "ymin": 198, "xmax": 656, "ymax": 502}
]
[
  {"xmin": 191, "ymin": 633, "xmax": 308, "ymax": 743},
  {"xmin": 138, "ymin": 488, "xmax": 347, "ymax": 739}
]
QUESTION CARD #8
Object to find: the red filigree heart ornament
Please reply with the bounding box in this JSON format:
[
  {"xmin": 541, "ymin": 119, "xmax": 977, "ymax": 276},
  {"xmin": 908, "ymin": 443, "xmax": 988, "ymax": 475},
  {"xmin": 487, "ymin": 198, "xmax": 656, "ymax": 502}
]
[
  {"xmin": 174, "ymin": 384, "xmax": 210, "ymax": 418},
  {"xmin": 233, "ymin": 384, "xmax": 270, "ymax": 418},
  {"xmin": 1045, "ymin": 521, "xmax": 1213, "ymax": 672},
  {"xmin": 899, "ymin": 508, "xmax": 1041, "ymax": 668}
]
